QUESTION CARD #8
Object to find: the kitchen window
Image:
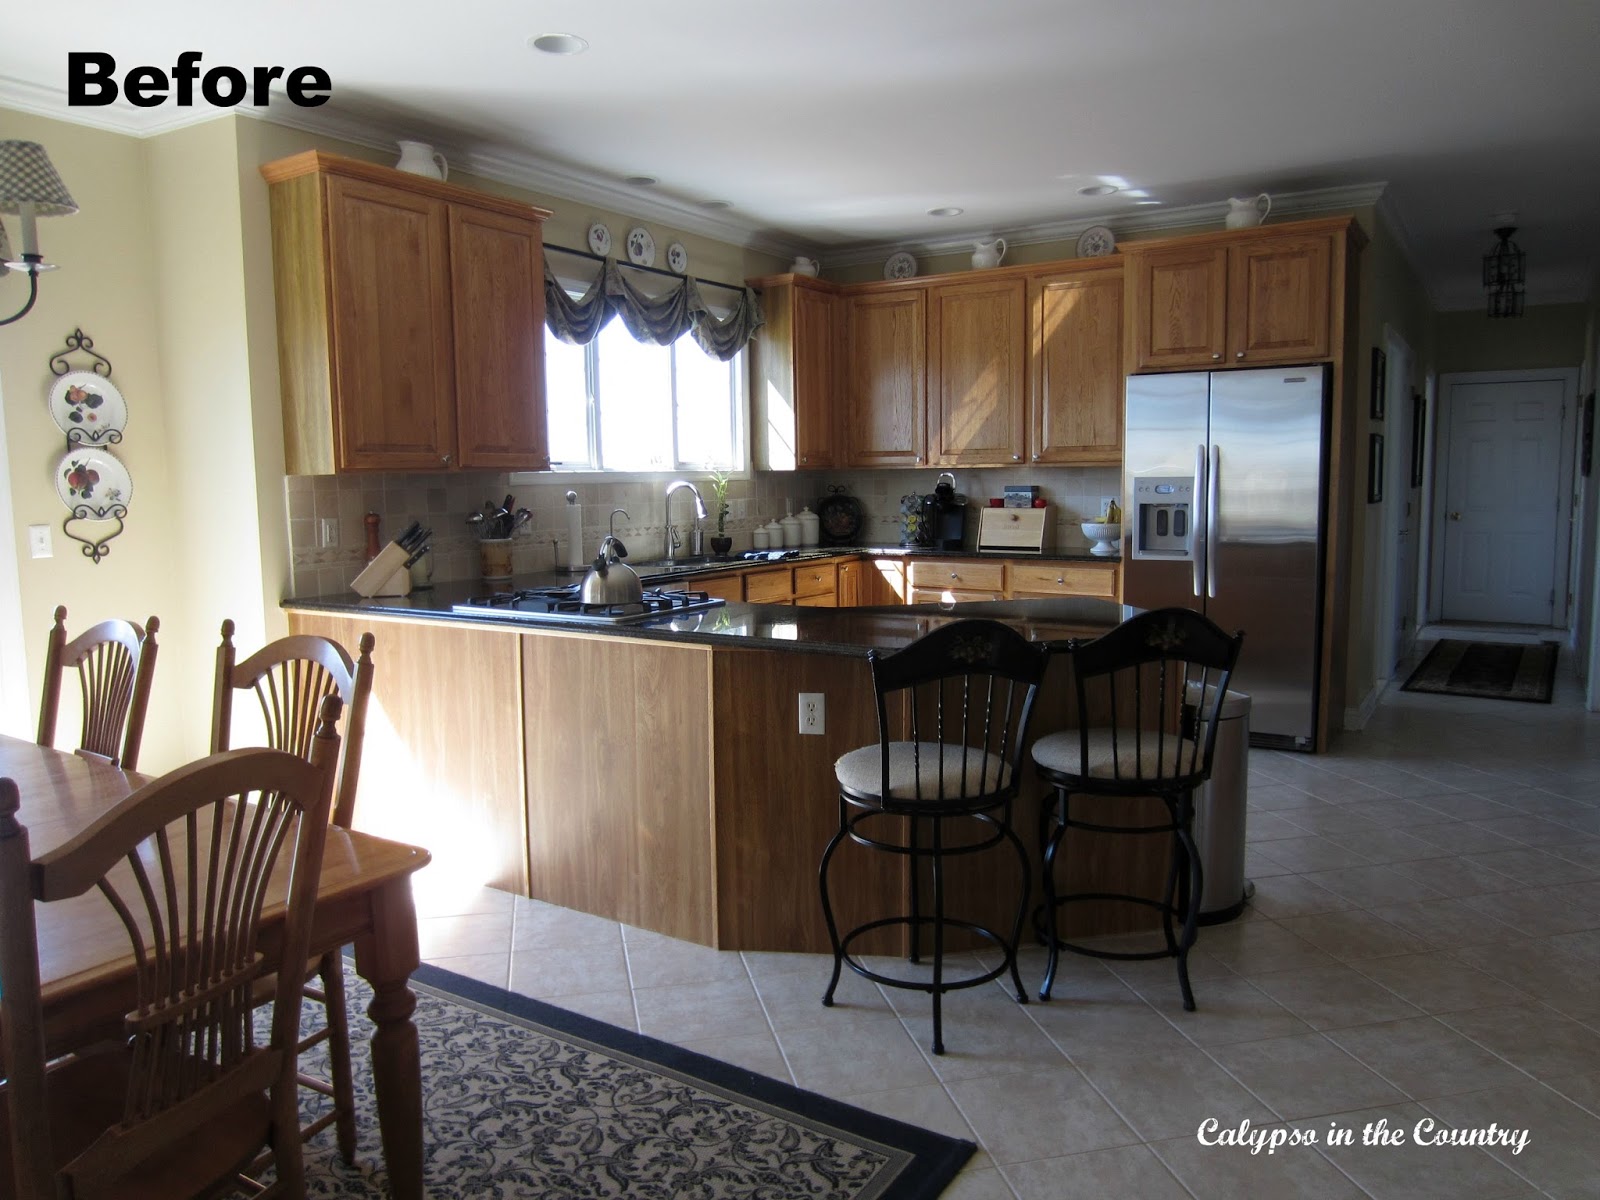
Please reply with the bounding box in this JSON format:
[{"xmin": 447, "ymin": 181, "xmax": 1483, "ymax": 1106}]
[{"xmin": 543, "ymin": 320, "xmax": 745, "ymax": 473}]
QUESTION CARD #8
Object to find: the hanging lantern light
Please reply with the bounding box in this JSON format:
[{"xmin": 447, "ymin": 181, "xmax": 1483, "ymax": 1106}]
[{"xmin": 1482, "ymin": 226, "xmax": 1526, "ymax": 317}]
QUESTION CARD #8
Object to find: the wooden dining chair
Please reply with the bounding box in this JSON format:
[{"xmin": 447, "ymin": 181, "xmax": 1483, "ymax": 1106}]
[
  {"xmin": 36, "ymin": 605, "xmax": 160, "ymax": 770},
  {"xmin": 0, "ymin": 699, "xmax": 342, "ymax": 1200},
  {"xmin": 211, "ymin": 618, "xmax": 375, "ymax": 1164}
]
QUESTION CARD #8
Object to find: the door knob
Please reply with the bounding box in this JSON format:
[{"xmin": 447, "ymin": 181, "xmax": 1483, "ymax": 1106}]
[{"xmin": 1449, "ymin": 511, "xmax": 1461, "ymax": 521}]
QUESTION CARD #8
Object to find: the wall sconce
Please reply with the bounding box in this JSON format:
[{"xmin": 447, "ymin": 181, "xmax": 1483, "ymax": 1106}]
[
  {"xmin": 0, "ymin": 140, "xmax": 79, "ymax": 327},
  {"xmin": 1481, "ymin": 225, "xmax": 1525, "ymax": 319}
]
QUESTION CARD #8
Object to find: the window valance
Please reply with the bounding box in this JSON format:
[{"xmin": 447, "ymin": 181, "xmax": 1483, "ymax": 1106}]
[{"xmin": 543, "ymin": 257, "xmax": 763, "ymax": 362}]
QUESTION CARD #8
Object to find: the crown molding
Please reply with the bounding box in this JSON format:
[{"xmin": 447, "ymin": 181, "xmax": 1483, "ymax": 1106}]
[
  {"xmin": 0, "ymin": 74, "xmax": 227, "ymax": 136},
  {"xmin": 820, "ymin": 182, "xmax": 1391, "ymax": 268}
]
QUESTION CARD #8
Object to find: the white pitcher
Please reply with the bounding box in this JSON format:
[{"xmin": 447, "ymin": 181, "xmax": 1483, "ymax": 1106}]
[
  {"xmin": 790, "ymin": 256, "xmax": 820, "ymax": 277},
  {"xmin": 395, "ymin": 140, "xmax": 449, "ymax": 180},
  {"xmin": 1225, "ymin": 193, "xmax": 1271, "ymax": 229},
  {"xmin": 971, "ymin": 237, "xmax": 1007, "ymax": 269}
]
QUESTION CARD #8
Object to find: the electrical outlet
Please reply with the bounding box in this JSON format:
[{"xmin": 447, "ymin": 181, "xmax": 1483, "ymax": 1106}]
[
  {"xmin": 798, "ymin": 692, "xmax": 825, "ymax": 735},
  {"xmin": 319, "ymin": 518, "xmax": 340, "ymax": 548},
  {"xmin": 1100, "ymin": 496, "xmax": 1118, "ymax": 516},
  {"xmin": 27, "ymin": 524, "xmax": 52, "ymax": 558}
]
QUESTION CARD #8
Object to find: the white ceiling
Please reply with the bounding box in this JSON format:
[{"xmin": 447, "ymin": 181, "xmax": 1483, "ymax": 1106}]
[{"xmin": 5, "ymin": 0, "xmax": 1599, "ymax": 309}]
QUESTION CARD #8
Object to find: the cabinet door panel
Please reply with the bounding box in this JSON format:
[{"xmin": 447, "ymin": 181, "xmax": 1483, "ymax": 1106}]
[
  {"xmin": 1228, "ymin": 236, "xmax": 1332, "ymax": 364},
  {"xmin": 844, "ymin": 290, "xmax": 926, "ymax": 466},
  {"xmin": 325, "ymin": 176, "xmax": 455, "ymax": 469},
  {"xmin": 793, "ymin": 286, "xmax": 838, "ymax": 468},
  {"xmin": 450, "ymin": 205, "xmax": 549, "ymax": 469},
  {"xmin": 1130, "ymin": 245, "xmax": 1228, "ymax": 372},
  {"xmin": 929, "ymin": 278, "xmax": 1027, "ymax": 466},
  {"xmin": 1030, "ymin": 267, "xmax": 1124, "ymax": 464}
]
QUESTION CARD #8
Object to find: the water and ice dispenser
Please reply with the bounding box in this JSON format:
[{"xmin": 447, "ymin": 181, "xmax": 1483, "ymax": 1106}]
[{"xmin": 1132, "ymin": 475, "xmax": 1196, "ymax": 560}]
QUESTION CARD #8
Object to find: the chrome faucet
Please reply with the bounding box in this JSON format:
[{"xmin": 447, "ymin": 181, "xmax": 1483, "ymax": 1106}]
[{"xmin": 664, "ymin": 479, "xmax": 708, "ymax": 560}]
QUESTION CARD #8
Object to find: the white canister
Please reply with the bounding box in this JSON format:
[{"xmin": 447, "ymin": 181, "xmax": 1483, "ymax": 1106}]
[
  {"xmin": 779, "ymin": 513, "xmax": 801, "ymax": 547},
  {"xmin": 797, "ymin": 506, "xmax": 820, "ymax": 547},
  {"xmin": 752, "ymin": 525, "xmax": 770, "ymax": 550},
  {"xmin": 764, "ymin": 518, "xmax": 786, "ymax": 547}
]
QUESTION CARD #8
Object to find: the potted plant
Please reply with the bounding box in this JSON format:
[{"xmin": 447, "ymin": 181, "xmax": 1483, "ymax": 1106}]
[{"xmin": 708, "ymin": 470, "xmax": 733, "ymax": 555}]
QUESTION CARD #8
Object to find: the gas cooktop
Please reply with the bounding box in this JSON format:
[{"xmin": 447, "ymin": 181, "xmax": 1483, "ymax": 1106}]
[{"xmin": 452, "ymin": 585, "xmax": 726, "ymax": 626}]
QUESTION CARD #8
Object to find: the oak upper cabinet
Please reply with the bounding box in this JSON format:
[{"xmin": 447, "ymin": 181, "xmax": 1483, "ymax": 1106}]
[
  {"xmin": 749, "ymin": 275, "xmax": 839, "ymax": 470},
  {"xmin": 1028, "ymin": 262, "xmax": 1124, "ymax": 465},
  {"xmin": 843, "ymin": 288, "xmax": 927, "ymax": 467},
  {"xmin": 1226, "ymin": 234, "xmax": 1332, "ymax": 364},
  {"xmin": 928, "ymin": 276, "xmax": 1027, "ymax": 466},
  {"xmin": 1126, "ymin": 223, "xmax": 1337, "ymax": 374},
  {"xmin": 1127, "ymin": 243, "xmax": 1229, "ymax": 371},
  {"xmin": 263, "ymin": 151, "xmax": 552, "ymax": 474}
]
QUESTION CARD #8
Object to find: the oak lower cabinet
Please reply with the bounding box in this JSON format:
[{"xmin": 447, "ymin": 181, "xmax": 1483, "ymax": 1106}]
[
  {"xmin": 928, "ymin": 277, "xmax": 1027, "ymax": 466},
  {"xmin": 749, "ymin": 275, "xmax": 839, "ymax": 470},
  {"xmin": 692, "ymin": 573, "xmax": 745, "ymax": 601},
  {"xmin": 906, "ymin": 558, "xmax": 1005, "ymax": 604},
  {"xmin": 1126, "ymin": 223, "xmax": 1338, "ymax": 374},
  {"xmin": 844, "ymin": 289, "xmax": 927, "ymax": 466},
  {"xmin": 1007, "ymin": 560, "xmax": 1119, "ymax": 601},
  {"xmin": 1029, "ymin": 262, "xmax": 1125, "ymax": 464},
  {"xmin": 263, "ymin": 151, "xmax": 551, "ymax": 474},
  {"xmin": 743, "ymin": 562, "xmax": 839, "ymax": 605}
]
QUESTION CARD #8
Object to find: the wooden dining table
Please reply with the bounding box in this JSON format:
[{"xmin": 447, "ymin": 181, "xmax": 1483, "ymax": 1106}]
[{"xmin": 0, "ymin": 734, "xmax": 434, "ymax": 1200}]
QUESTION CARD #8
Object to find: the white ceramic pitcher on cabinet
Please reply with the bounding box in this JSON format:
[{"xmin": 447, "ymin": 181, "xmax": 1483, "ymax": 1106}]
[
  {"xmin": 1225, "ymin": 193, "xmax": 1271, "ymax": 229},
  {"xmin": 395, "ymin": 140, "xmax": 449, "ymax": 180},
  {"xmin": 971, "ymin": 238, "xmax": 1007, "ymax": 269}
]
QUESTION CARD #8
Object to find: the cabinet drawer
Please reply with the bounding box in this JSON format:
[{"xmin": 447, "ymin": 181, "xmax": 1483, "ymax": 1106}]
[
  {"xmin": 693, "ymin": 573, "xmax": 745, "ymax": 602},
  {"xmin": 1007, "ymin": 562, "xmax": 1118, "ymax": 599},
  {"xmin": 794, "ymin": 592, "xmax": 838, "ymax": 607},
  {"xmin": 792, "ymin": 562, "xmax": 838, "ymax": 598},
  {"xmin": 908, "ymin": 587, "xmax": 1004, "ymax": 605},
  {"xmin": 743, "ymin": 568, "xmax": 794, "ymax": 603},
  {"xmin": 906, "ymin": 560, "xmax": 1006, "ymax": 592}
]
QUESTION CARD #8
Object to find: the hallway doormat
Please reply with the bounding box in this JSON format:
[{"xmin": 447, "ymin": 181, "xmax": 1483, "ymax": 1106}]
[
  {"xmin": 291, "ymin": 963, "xmax": 974, "ymax": 1199},
  {"xmin": 1401, "ymin": 639, "xmax": 1558, "ymax": 703}
]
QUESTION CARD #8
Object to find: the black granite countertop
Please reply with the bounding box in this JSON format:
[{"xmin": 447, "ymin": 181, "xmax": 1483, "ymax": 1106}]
[{"xmin": 283, "ymin": 574, "xmax": 1132, "ymax": 657}]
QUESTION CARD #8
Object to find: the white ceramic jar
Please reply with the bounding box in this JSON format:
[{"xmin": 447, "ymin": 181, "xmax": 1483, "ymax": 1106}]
[
  {"xmin": 779, "ymin": 513, "xmax": 801, "ymax": 547},
  {"xmin": 752, "ymin": 525, "xmax": 770, "ymax": 550},
  {"xmin": 797, "ymin": 507, "xmax": 820, "ymax": 546}
]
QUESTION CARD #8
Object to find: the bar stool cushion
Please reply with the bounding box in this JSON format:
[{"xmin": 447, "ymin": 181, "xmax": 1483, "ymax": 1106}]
[
  {"xmin": 1032, "ymin": 727, "xmax": 1201, "ymax": 782},
  {"xmin": 836, "ymin": 741, "xmax": 1010, "ymax": 802}
]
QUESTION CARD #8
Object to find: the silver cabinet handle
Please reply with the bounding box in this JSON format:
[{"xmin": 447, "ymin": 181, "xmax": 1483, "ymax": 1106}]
[
  {"xmin": 1012, "ymin": 453, "xmax": 1021, "ymax": 461},
  {"xmin": 1056, "ymin": 576, "xmax": 1065, "ymax": 584},
  {"xmin": 1207, "ymin": 443, "xmax": 1220, "ymax": 599},
  {"xmin": 1193, "ymin": 442, "xmax": 1206, "ymax": 598},
  {"xmin": 441, "ymin": 453, "xmax": 452, "ymax": 466},
  {"xmin": 1235, "ymin": 351, "xmax": 1245, "ymax": 359},
  {"xmin": 949, "ymin": 572, "xmax": 959, "ymax": 580},
  {"xmin": 1211, "ymin": 352, "xmax": 1222, "ymax": 361}
]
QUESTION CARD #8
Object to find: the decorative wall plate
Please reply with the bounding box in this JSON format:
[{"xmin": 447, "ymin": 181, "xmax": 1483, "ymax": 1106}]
[
  {"xmin": 586, "ymin": 222, "xmax": 612, "ymax": 256},
  {"xmin": 1076, "ymin": 225, "xmax": 1116, "ymax": 257},
  {"xmin": 884, "ymin": 251, "xmax": 918, "ymax": 279},
  {"xmin": 49, "ymin": 370, "xmax": 127, "ymax": 444},
  {"xmin": 626, "ymin": 227, "xmax": 657, "ymax": 267},
  {"xmin": 55, "ymin": 447, "xmax": 132, "ymax": 517},
  {"xmin": 666, "ymin": 242, "xmax": 688, "ymax": 273}
]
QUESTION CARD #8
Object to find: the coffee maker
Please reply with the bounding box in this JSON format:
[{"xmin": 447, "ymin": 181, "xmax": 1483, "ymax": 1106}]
[{"xmin": 918, "ymin": 473, "xmax": 967, "ymax": 551}]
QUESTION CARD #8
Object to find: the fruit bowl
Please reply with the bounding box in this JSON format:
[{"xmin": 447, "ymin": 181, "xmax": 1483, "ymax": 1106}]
[{"xmin": 1080, "ymin": 521, "xmax": 1121, "ymax": 556}]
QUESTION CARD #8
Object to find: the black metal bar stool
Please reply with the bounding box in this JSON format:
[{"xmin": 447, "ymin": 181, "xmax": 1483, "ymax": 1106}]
[
  {"xmin": 819, "ymin": 619, "xmax": 1048, "ymax": 1054},
  {"xmin": 1031, "ymin": 608, "xmax": 1243, "ymax": 1011}
]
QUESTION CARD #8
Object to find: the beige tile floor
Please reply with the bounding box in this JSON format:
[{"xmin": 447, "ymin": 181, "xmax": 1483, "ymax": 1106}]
[{"xmin": 410, "ymin": 651, "xmax": 1600, "ymax": 1199}]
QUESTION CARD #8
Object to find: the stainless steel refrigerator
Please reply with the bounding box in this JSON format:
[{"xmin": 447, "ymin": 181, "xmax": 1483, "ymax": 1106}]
[{"xmin": 1122, "ymin": 366, "xmax": 1329, "ymax": 750}]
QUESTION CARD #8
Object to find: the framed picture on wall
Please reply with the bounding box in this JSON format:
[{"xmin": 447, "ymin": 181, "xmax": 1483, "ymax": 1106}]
[
  {"xmin": 1370, "ymin": 347, "xmax": 1387, "ymax": 421},
  {"xmin": 1583, "ymin": 392, "xmax": 1595, "ymax": 478},
  {"xmin": 1410, "ymin": 392, "xmax": 1426, "ymax": 488},
  {"xmin": 1368, "ymin": 433, "xmax": 1385, "ymax": 503}
]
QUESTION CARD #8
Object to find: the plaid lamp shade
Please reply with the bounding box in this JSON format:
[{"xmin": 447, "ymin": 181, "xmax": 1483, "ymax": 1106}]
[{"xmin": 0, "ymin": 141, "xmax": 78, "ymax": 215}]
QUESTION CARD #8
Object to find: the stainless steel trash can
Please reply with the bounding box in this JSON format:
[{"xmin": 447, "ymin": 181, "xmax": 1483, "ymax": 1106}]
[{"xmin": 1185, "ymin": 685, "xmax": 1251, "ymax": 924}]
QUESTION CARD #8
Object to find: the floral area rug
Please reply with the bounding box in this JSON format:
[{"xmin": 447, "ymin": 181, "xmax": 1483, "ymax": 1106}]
[{"xmin": 285, "ymin": 962, "xmax": 972, "ymax": 1199}]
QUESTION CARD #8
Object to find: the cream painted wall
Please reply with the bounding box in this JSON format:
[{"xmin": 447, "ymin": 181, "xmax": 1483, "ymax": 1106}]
[
  {"xmin": 1434, "ymin": 304, "xmax": 1588, "ymax": 373},
  {"xmin": 0, "ymin": 110, "xmax": 194, "ymax": 767}
]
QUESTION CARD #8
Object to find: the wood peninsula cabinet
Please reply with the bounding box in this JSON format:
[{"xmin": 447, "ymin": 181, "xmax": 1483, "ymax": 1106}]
[
  {"xmin": 262, "ymin": 151, "xmax": 552, "ymax": 474},
  {"xmin": 927, "ymin": 276, "xmax": 1027, "ymax": 466},
  {"xmin": 1125, "ymin": 221, "xmax": 1339, "ymax": 373},
  {"xmin": 748, "ymin": 275, "xmax": 839, "ymax": 470},
  {"xmin": 843, "ymin": 289, "xmax": 927, "ymax": 466}
]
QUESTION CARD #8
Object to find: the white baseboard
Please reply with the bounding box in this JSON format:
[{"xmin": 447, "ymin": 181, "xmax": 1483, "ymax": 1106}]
[{"xmin": 1343, "ymin": 679, "xmax": 1387, "ymax": 731}]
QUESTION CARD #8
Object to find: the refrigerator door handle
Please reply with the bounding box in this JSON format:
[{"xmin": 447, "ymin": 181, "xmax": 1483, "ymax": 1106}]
[
  {"xmin": 1193, "ymin": 442, "xmax": 1207, "ymax": 598},
  {"xmin": 1207, "ymin": 443, "xmax": 1220, "ymax": 599}
]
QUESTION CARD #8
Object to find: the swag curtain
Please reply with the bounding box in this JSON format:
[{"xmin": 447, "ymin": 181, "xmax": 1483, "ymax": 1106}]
[{"xmin": 543, "ymin": 258, "xmax": 763, "ymax": 362}]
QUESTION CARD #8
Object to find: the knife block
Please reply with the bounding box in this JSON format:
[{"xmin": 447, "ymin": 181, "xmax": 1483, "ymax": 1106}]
[{"xmin": 350, "ymin": 541, "xmax": 413, "ymax": 597}]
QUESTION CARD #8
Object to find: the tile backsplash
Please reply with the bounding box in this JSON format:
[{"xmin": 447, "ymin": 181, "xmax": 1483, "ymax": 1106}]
[{"xmin": 285, "ymin": 465, "xmax": 1121, "ymax": 597}]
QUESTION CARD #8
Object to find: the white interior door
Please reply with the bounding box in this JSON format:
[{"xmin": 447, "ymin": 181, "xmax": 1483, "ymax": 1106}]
[{"xmin": 1439, "ymin": 377, "xmax": 1566, "ymax": 624}]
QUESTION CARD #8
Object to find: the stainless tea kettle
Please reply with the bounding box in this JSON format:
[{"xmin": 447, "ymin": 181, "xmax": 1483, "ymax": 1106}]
[{"xmin": 580, "ymin": 509, "xmax": 643, "ymax": 605}]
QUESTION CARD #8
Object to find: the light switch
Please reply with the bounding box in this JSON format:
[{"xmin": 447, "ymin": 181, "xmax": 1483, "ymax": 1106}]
[{"xmin": 27, "ymin": 525, "xmax": 52, "ymax": 558}]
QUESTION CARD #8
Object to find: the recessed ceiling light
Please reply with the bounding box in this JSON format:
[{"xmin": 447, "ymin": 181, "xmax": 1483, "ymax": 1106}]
[
  {"xmin": 1078, "ymin": 184, "xmax": 1119, "ymax": 197},
  {"xmin": 530, "ymin": 33, "xmax": 589, "ymax": 55},
  {"xmin": 623, "ymin": 175, "xmax": 658, "ymax": 187},
  {"xmin": 927, "ymin": 206, "xmax": 964, "ymax": 218},
  {"xmin": 699, "ymin": 199, "xmax": 732, "ymax": 210}
]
